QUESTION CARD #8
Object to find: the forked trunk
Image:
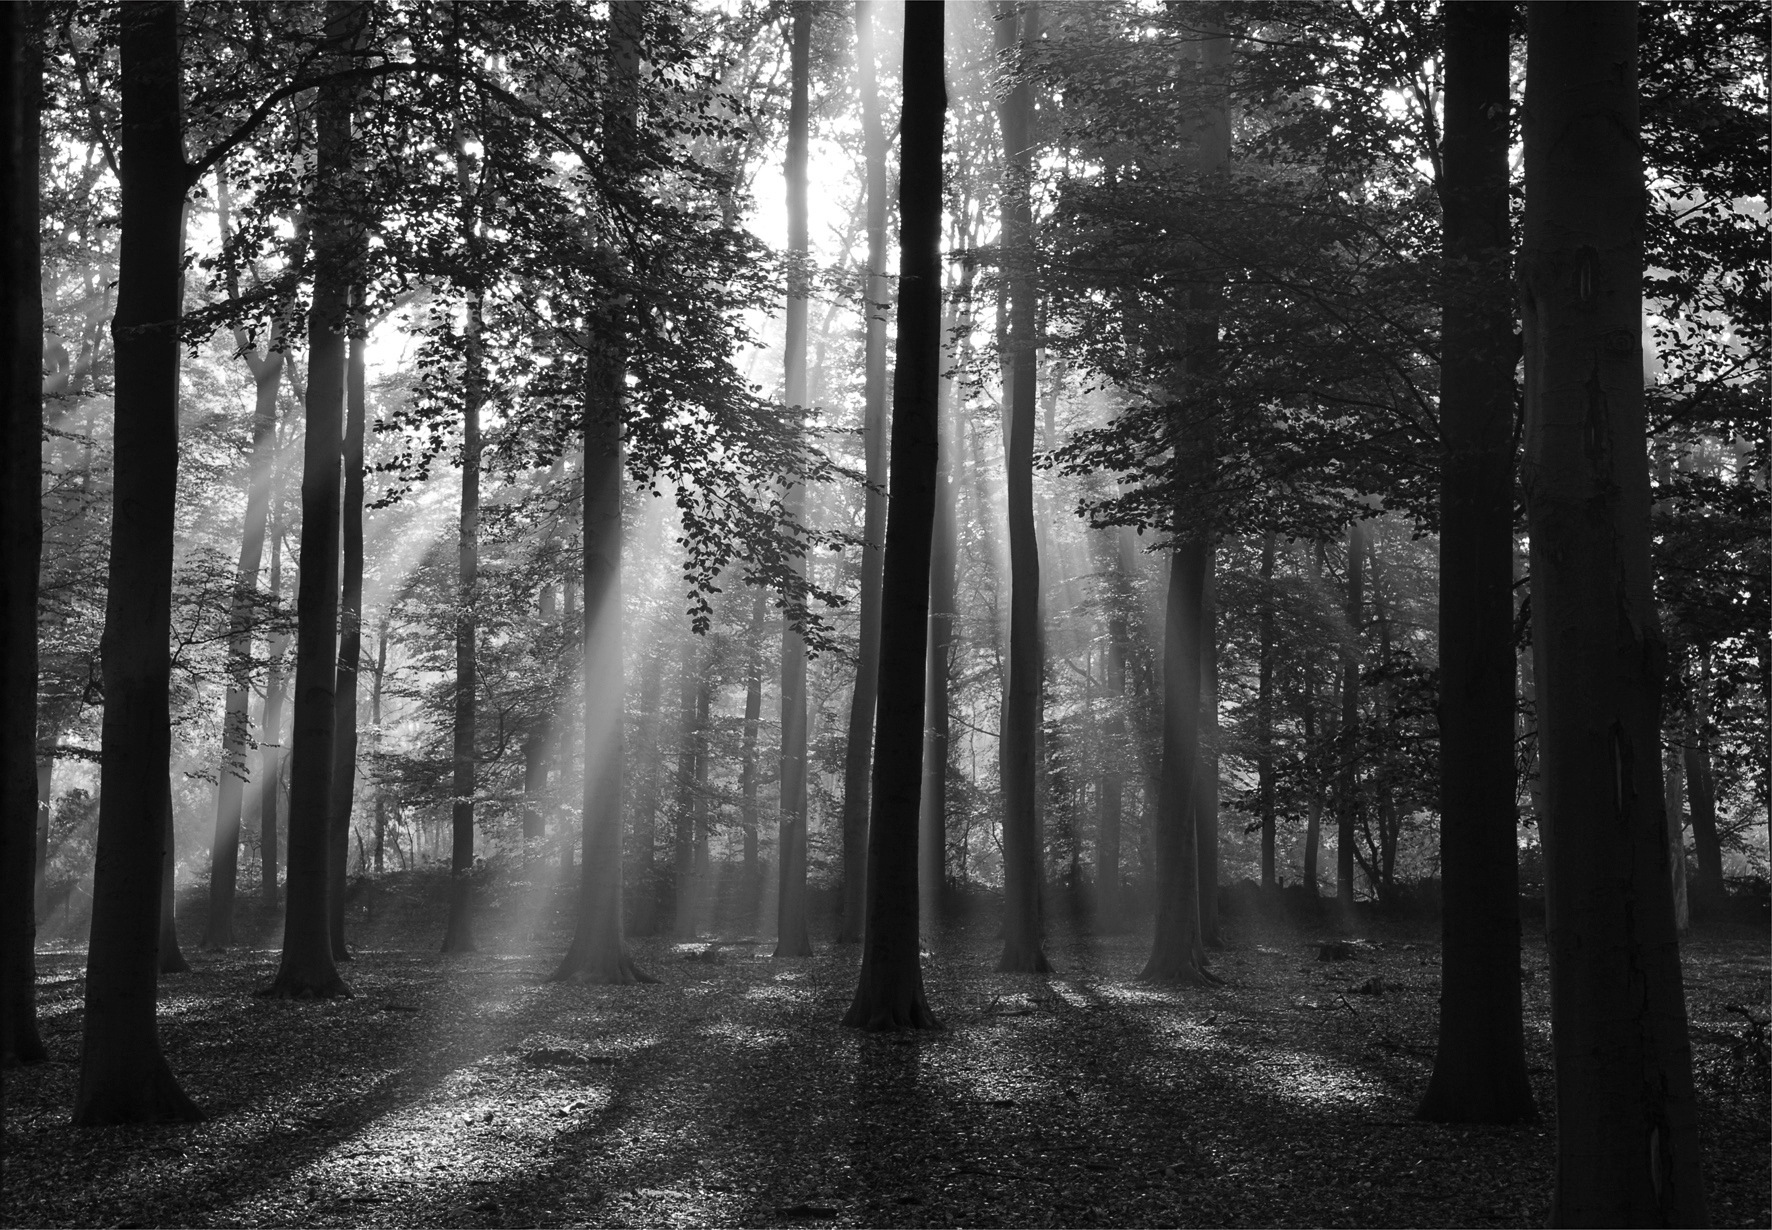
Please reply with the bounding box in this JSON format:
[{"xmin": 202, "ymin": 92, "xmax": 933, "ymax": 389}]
[{"xmin": 1521, "ymin": 7, "xmax": 1705, "ymax": 1221}]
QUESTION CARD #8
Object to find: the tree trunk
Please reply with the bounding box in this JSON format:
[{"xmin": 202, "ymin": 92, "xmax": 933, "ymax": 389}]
[
  {"xmin": 1417, "ymin": 0, "xmax": 1534, "ymax": 1125},
  {"xmin": 1095, "ymin": 534, "xmax": 1131, "ymax": 933},
  {"xmin": 843, "ymin": 0, "xmax": 945, "ymax": 1031},
  {"xmin": 631, "ymin": 646, "xmax": 664, "ymax": 936},
  {"xmin": 442, "ymin": 288, "xmax": 484, "ymax": 955},
  {"xmin": 156, "ymin": 776, "xmax": 188, "ymax": 975},
  {"xmin": 1521, "ymin": 6, "xmax": 1706, "ymax": 1221},
  {"xmin": 260, "ymin": 452, "xmax": 287, "ymax": 908},
  {"xmin": 1684, "ymin": 648, "xmax": 1724, "ymax": 912},
  {"xmin": 774, "ymin": 0, "xmax": 814, "ymax": 960},
  {"xmin": 551, "ymin": 0, "xmax": 650, "ymax": 985},
  {"xmin": 838, "ymin": 0, "xmax": 891, "ymax": 947},
  {"xmin": 920, "ymin": 291, "xmax": 962, "ymax": 938},
  {"xmin": 1197, "ymin": 545, "xmax": 1220, "ymax": 946},
  {"xmin": 1663, "ymin": 731, "xmax": 1689, "ymax": 932},
  {"xmin": 1256, "ymin": 531, "xmax": 1277, "ymax": 891},
  {"xmin": 1336, "ymin": 520, "xmax": 1364, "ymax": 909},
  {"xmin": 262, "ymin": 0, "xmax": 362, "ymax": 1000},
  {"xmin": 326, "ymin": 287, "xmax": 367, "ymax": 962},
  {"xmin": 740, "ymin": 593, "xmax": 764, "ymax": 879},
  {"xmin": 200, "ymin": 169, "xmax": 287, "ymax": 951},
  {"xmin": 370, "ymin": 618, "xmax": 388, "ymax": 875},
  {"xmin": 34, "ymin": 750, "xmax": 53, "ymax": 924},
  {"xmin": 673, "ymin": 633, "xmax": 702, "ymax": 939},
  {"xmin": 1, "ymin": 0, "xmax": 47, "ymax": 1067},
  {"xmin": 73, "ymin": 0, "xmax": 202, "ymax": 1120},
  {"xmin": 993, "ymin": 0, "xmax": 1048, "ymax": 975}
]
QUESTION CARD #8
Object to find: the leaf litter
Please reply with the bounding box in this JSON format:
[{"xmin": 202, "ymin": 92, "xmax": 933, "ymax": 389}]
[{"xmin": 5, "ymin": 882, "xmax": 1767, "ymax": 1228}]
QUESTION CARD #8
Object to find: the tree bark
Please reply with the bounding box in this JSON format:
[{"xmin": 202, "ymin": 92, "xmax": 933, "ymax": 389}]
[
  {"xmin": 838, "ymin": 0, "xmax": 891, "ymax": 947},
  {"xmin": 740, "ymin": 593, "xmax": 765, "ymax": 879},
  {"xmin": 993, "ymin": 0, "xmax": 1049, "ymax": 975},
  {"xmin": 261, "ymin": 0, "xmax": 363, "ymax": 1000},
  {"xmin": 551, "ymin": 0, "xmax": 650, "ymax": 985},
  {"xmin": 1197, "ymin": 546, "xmax": 1220, "ymax": 946},
  {"xmin": 327, "ymin": 287, "xmax": 367, "ymax": 961},
  {"xmin": 259, "ymin": 447, "xmax": 287, "ymax": 907},
  {"xmin": 370, "ymin": 617, "xmax": 388, "ymax": 875},
  {"xmin": 157, "ymin": 776, "xmax": 187, "ymax": 974},
  {"xmin": 73, "ymin": 0, "xmax": 202, "ymax": 1120},
  {"xmin": 1336, "ymin": 520, "xmax": 1364, "ymax": 908},
  {"xmin": 1, "ymin": 0, "xmax": 47, "ymax": 1067},
  {"xmin": 1663, "ymin": 729, "xmax": 1689, "ymax": 932},
  {"xmin": 774, "ymin": 0, "xmax": 814, "ymax": 960},
  {"xmin": 631, "ymin": 646, "xmax": 664, "ymax": 936},
  {"xmin": 442, "ymin": 287, "xmax": 484, "ymax": 955},
  {"xmin": 1417, "ymin": 0, "xmax": 1534, "ymax": 1125},
  {"xmin": 673, "ymin": 632, "xmax": 703, "ymax": 939},
  {"xmin": 1521, "ymin": 6, "xmax": 1706, "ymax": 1222},
  {"xmin": 920, "ymin": 289, "xmax": 962, "ymax": 938},
  {"xmin": 1256, "ymin": 531, "xmax": 1277, "ymax": 890},
  {"xmin": 844, "ymin": 0, "xmax": 945, "ymax": 1031}
]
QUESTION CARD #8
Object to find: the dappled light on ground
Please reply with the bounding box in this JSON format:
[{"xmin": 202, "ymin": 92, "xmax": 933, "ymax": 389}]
[{"xmin": 8, "ymin": 893, "xmax": 1767, "ymax": 1228}]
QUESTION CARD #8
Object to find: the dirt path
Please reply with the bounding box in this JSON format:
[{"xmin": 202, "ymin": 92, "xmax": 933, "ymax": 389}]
[{"xmin": 6, "ymin": 890, "xmax": 1766, "ymax": 1228}]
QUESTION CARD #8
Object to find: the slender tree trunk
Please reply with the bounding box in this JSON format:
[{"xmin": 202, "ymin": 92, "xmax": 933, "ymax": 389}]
[
  {"xmin": 442, "ymin": 287, "xmax": 484, "ymax": 955},
  {"xmin": 1684, "ymin": 648, "xmax": 1725, "ymax": 912},
  {"xmin": 1096, "ymin": 532, "xmax": 1130, "ymax": 932},
  {"xmin": 838, "ymin": 0, "xmax": 891, "ymax": 947},
  {"xmin": 993, "ymin": 0, "xmax": 1049, "ymax": 974},
  {"xmin": 1418, "ymin": 0, "xmax": 1534, "ymax": 1124},
  {"xmin": 673, "ymin": 634, "xmax": 702, "ymax": 939},
  {"xmin": 370, "ymin": 619, "xmax": 388, "ymax": 875},
  {"xmin": 2, "ymin": 0, "xmax": 47, "ymax": 1066},
  {"xmin": 740, "ymin": 593, "xmax": 764, "ymax": 878},
  {"xmin": 843, "ymin": 0, "xmax": 945, "ymax": 1030},
  {"xmin": 1664, "ymin": 730, "xmax": 1689, "ymax": 932},
  {"xmin": 1256, "ymin": 532, "xmax": 1277, "ymax": 890},
  {"xmin": 631, "ymin": 647, "xmax": 664, "ymax": 936},
  {"xmin": 73, "ymin": 1, "xmax": 202, "ymax": 1119},
  {"xmin": 201, "ymin": 169, "xmax": 286, "ymax": 951},
  {"xmin": 262, "ymin": 0, "xmax": 362, "ymax": 1000},
  {"xmin": 260, "ymin": 458, "xmax": 287, "ymax": 907},
  {"xmin": 157, "ymin": 775, "xmax": 188, "ymax": 974},
  {"xmin": 920, "ymin": 290, "xmax": 962, "ymax": 937},
  {"xmin": 1521, "ymin": 7, "xmax": 1705, "ymax": 1221},
  {"xmin": 1301, "ymin": 547, "xmax": 1323, "ymax": 899},
  {"xmin": 1336, "ymin": 520, "xmax": 1364, "ymax": 909},
  {"xmin": 1197, "ymin": 546, "xmax": 1220, "ymax": 946},
  {"xmin": 327, "ymin": 288, "xmax": 367, "ymax": 961},
  {"xmin": 774, "ymin": 0, "xmax": 814, "ymax": 960},
  {"xmin": 551, "ymin": 0, "xmax": 650, "ymax": 985},
  {"xmin": 34, "ymin": 749, "xmax": 53, "ymax": 924}
]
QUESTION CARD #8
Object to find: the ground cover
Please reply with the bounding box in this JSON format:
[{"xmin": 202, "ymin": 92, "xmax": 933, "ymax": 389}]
[{"xmin": 5, "ymin": 873, "xmax": 1767, "ymax": 1228}]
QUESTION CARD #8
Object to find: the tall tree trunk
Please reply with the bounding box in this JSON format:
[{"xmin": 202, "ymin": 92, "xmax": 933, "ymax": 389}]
[
  {"xmin": 551, "ymin": 0, "xmax": 650, "ymax": 985},
  {"xmin": 260, "ymin": 448, "xmax": 287, "ymax": 907},
  {"xmin": 157, "ymin": 774, "xmax": 188, "ymax": 975},
  {"xmin": 442, "ymin": 287, "xmax": 483, "ymax": 956},
  {"xmin": 1417, "ymin": 0, "xmax": 1534, "ymax": 1125},
  {"xmin": 201, "ymin": 168, "xmax": 287, "ymax": 951},
  {"xmin": 1, "ymin": 0, "xmax": 47, "ymax": 1066},
  {"xmin": 34, "ymin": 749, "xmax": 53, "ymax": 925},
  {"xmin": 1336, "ymin": 520, "xmax": 1364, "ymax": 909},
  {"xmin": 1521, "ymin": 6, "xmax": 1706, "ymax": 1221},
  {"xmin": 327, "ymin": 287, "xmax": 367, "ymax": 962},
  {"xmin": 1684, "ymin": 648, "xmax": 1724, "ymax": 912},
  {"xmin": 1197, "ymin": 546, "xmax": 1220, "ymax": 946},
  {"xmin": 1663, "ymin": 729, "xmax": 1689, "ymax": 932},
  {"xmin": 73, "ymin": 0, "xmax": 202, "ymax": 1120},
  {"xmin": 838, "ymin": 0, "xmax": 891, "ymax": 947},
  {"xmin": 920, "ymin": 284, "xmax": 963, "ymax": 937},
  {"xmin": 673, "ymin": 633, "xmax": 702, "ymax": 939},
  {"xmin": 843, "ymin": 0, "xmax": 945, "ymax": 1031},
  {"xmin": 1301, "ymin": 542, "xmax": 1324, "ymax": 899},
  {"xmin": 631, "ymin": 646, "xmax": 664, "ymax": 936},
  {"xmin": 1094, "ymin": 531, "xmax": 1132, "ymax": 933},
  {"xmin": 1256, "ymin": 531, "xmax": 1277, "ymax": 891},
  {"xmin": 370, "ymin": 617, "xmax": 388, "ymax": 875},
  {"xmin": 262, "ymin": 0, "xmax": 362, "ymax": 1000},
  {"xmin": 740, "ymin": 593, "xmax": 765, "ymax": 879},
  {"xmin": 993, "ymin": 0, "xmax": 1049, "ymax": 975},
  {"xmin": 774, "ymin": 0, "xmax": 814, "ymax": 960}
]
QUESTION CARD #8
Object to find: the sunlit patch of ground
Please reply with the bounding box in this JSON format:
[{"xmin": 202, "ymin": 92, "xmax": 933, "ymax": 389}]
[{"xmin": 6, "ymin": 880, "xmax": 1767, "ymax": 1228}]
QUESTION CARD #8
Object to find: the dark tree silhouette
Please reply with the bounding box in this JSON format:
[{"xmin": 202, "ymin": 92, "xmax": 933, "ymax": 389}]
[
  {"xmin": 843, "ymin": 0, "xmax": 946, "ymax": 1033},
  {"xmin": 1417, "ymin": 0, "xmax": 1535, "ymax": 1126},
  {"xmin": 1520, "ymin": 4, "xmax": 1705, "ymax": 1222}
]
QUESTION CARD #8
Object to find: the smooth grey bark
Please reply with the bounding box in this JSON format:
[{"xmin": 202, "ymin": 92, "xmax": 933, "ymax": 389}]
[{"xmin": 1521, "ymin": 6, "xmax": 1705, "ymax": 1222}]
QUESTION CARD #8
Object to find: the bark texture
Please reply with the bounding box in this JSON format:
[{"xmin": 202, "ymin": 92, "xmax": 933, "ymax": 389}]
[
  {"xmin": 843, "ymin": 0, "xmax": 945, "ymax": 1032},
  {"xmin": 1417, "ymin": 0, "xmax": 1534, "ymax": 1126},
  {"xmin": 73, "ymin": 1, "xmax": 203, "ymax": 1120},
  {"xmin": 1521, "ymin": 6, "xmax": 1706, "ymax": 1222}
]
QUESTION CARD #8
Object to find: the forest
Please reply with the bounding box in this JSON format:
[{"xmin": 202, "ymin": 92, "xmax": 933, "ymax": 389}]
[{"xmin": 1, "ymin": 1, "xmax": 1767, "ymax": 1227}]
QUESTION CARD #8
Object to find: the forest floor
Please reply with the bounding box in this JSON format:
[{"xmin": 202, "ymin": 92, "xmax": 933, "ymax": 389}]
[{"xmin": 6, "ymin": 870, "xmax": 1768, "ymax": 1229}]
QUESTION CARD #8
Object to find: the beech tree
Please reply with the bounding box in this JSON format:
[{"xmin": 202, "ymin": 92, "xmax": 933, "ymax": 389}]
[
  {"xmin": 1519, "ymin": 3, "xmax": 1705, "ymax": 1221},
  {"xmin": 844, "ymin": 0, "xmax": 945, "ymax": 1033}
]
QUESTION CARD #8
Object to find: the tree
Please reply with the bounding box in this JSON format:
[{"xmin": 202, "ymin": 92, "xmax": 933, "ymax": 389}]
[
  {"xmin": 1335, "ymin": 519, "xmax": 1363, "ymax": 908},
  {"xmin": 551, "ymin": 0, "xmax": 651, "ymax": 986},
  {"xmin": 1519, "ymin": 4, "xmax": 1705, "ymax": 1221},
  {"xmin": 328, "ymin": 288, "xmax": 368, "ymax": 961},
  {"xmin": 773, "ymin": 0, "xmax": 814, "ymax": 960},
  {"xmin": 992, "ymin": 0, "xmax": 1049, "ymax": 975},
  {"xmin": 1, "ymin": 0, "xmax": 47, "ymax": 1069},
  {"xmin": 1417, "ymin": 0, "xmax": 1535, "ymax": 1126},
  {"xmin": 73, "ymin": 0, "xmax": 203, "ymax": 1121},
  {"xmin": 1254, "ymin": 531, "xmax": 1277, "ymax": 890},
  {"xmin": 836, "ymin": 0, "xmax": 890, "ymax": 947},
  {"xmin": 845, "ymin": 0, "xmax": 945, "ymax": 1032},
  {"xmin": 261, "ymin": 0, "xmax": 363, "ymax": 1001}
]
